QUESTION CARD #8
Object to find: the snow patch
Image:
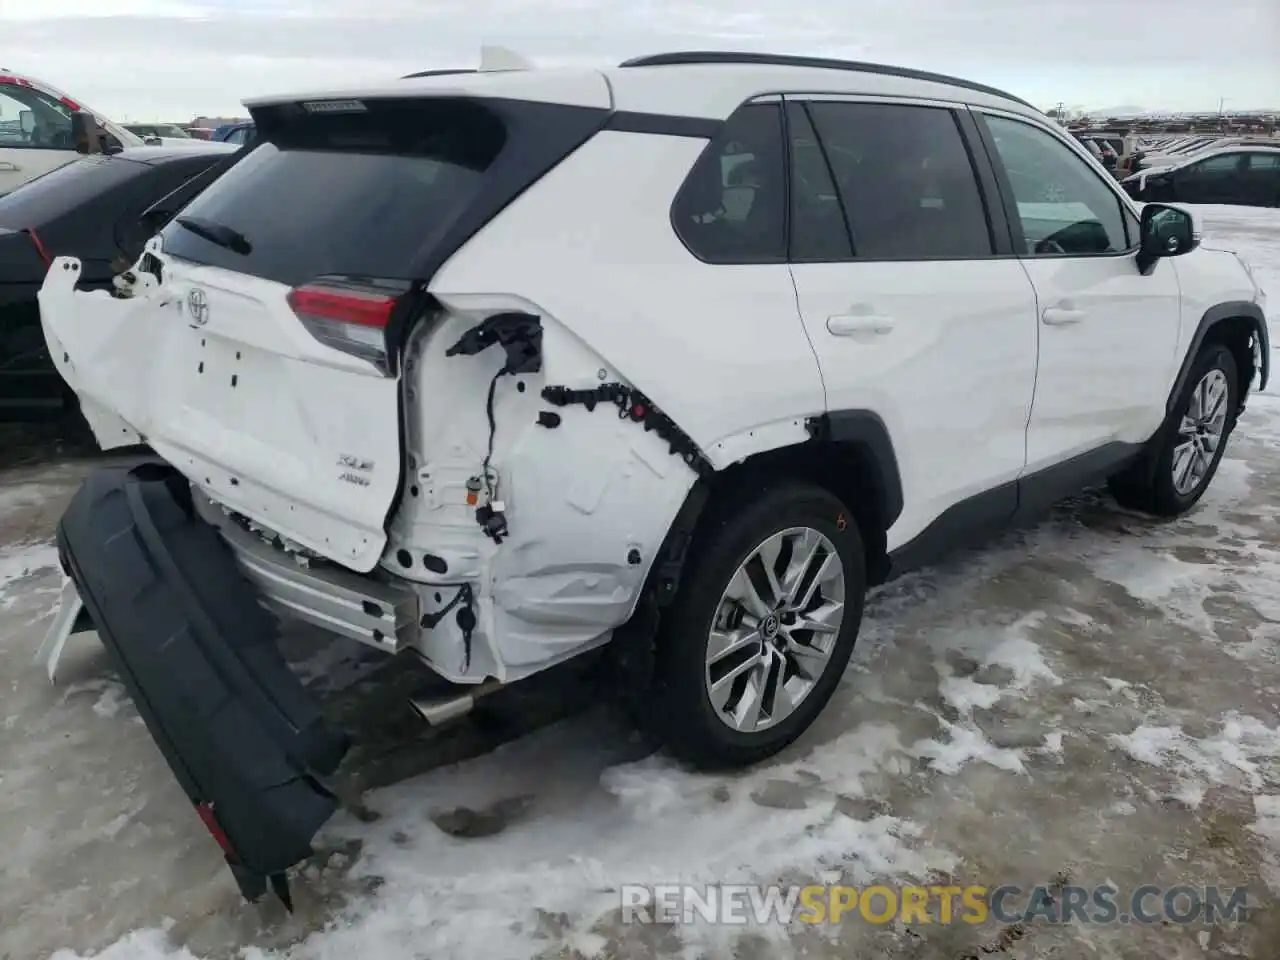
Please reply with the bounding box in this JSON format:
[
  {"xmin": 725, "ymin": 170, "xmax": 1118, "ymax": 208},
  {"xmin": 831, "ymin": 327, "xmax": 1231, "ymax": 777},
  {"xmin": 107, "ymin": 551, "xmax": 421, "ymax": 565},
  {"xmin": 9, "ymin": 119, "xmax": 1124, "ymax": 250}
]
[
  {"xmin": 1110, "ymin": 713, "xmax": 1280, "ymax": 808},
  {"xmin": 912, "ymin": 718, "xmax": 1026, "ymax": 776},
  {"xmin": 1252, "ymin": 796, "xmax": 1280, "ymax": 895},
  {"xmin": 0, "ymin": 540, "xmax": 58, "ymax": 610}
]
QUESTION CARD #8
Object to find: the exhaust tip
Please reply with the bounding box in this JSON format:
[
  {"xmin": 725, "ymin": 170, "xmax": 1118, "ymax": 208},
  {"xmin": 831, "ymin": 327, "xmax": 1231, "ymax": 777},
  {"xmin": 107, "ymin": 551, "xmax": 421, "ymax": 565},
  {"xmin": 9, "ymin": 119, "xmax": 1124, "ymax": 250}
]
[
  {"xmin": 409, "ymin": 692, "xmax": 476, "ymax": 726},
  {"xmin": 408, "ymin": 679, "xmax": 503, "ymax": 727}
]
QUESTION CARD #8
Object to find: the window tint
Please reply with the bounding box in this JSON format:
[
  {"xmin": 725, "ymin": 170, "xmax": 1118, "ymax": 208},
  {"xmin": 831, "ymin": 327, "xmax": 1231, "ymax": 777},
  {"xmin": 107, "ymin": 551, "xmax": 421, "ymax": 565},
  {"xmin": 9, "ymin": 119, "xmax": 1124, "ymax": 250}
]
[
  {"xmin": 1191, "ymin": 153, "xmax": 1245, "ymax": 174},
  {"xmin": 786, "ymin": 103, "xmax": 851, "ymax": 261},
  {"xmin": 983, "ymin": 114, "xmax": 1128, "ymax": 256},
  {"xmin": 115, "ymin": 156, "xmax": 228, "ymax": 258},
  {"xmin": 1246, "ymin": 153, "xmax": 1280, "ymax": 170},
  {"xmin": 0, "ymin": 84, "xmax": 75, "ymax": 150},
  {"xmin": 158, "ymin": 98, "xmax": 507, "ymax": 287},
  {"xmin": 804, "ymin": 102, "xmax": 993, "ymax": 260},
  {"xmin": 671, "ymin": 103, "xmax": 786, "ymax": 263},
  {"xmin": 0, "ymin": 155, "xmax": 145, "ymax": 227}
]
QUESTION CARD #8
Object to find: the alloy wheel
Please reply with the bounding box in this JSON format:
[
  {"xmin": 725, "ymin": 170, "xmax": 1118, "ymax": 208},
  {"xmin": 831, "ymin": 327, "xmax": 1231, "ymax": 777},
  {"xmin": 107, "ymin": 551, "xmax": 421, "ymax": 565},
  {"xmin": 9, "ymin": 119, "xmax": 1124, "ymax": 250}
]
[
  {"xmin": 1172, "ymin": 368, "xmax": 1229, "ymax": 496},
  {"xmin": 703, "ymin": 526, "xmax": 846, "ymax": 733}
]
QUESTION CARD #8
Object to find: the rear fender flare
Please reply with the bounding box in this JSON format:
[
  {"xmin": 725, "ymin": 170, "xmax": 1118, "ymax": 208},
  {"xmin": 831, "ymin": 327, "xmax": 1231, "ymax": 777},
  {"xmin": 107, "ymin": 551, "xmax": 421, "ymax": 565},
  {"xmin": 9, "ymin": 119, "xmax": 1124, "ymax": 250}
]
[
  {"xmin": 1166, "ymin": 300, "xmax": 1269, "ymax": 415},
  {"xmin": 646, "ymin": 407, "xmax": 904, "ymax": 607}
]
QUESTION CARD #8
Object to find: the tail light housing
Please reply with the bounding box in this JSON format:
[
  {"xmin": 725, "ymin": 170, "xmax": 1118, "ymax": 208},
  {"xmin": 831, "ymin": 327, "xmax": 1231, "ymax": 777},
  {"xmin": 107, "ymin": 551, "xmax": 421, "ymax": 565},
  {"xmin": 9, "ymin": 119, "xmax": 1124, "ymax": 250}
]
[{"xmin": 286, "ymin": 277, "xmax": 412, "ymax": 375}]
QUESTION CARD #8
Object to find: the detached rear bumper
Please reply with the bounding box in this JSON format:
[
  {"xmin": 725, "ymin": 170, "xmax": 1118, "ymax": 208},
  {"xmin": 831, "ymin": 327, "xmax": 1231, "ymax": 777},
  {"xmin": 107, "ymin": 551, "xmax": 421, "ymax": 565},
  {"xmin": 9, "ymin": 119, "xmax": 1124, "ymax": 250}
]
[{"xmin": 56, "ymin": 461, "xmax": 350, "ymax": 905}]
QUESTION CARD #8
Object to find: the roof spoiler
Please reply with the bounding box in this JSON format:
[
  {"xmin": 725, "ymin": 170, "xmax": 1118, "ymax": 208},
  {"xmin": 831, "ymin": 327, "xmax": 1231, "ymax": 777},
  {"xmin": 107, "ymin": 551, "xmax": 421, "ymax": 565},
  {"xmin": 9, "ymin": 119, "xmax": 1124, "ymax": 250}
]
[{"xmin": 402, "ymin": 46, "xmax": 535, "ymax": 79}]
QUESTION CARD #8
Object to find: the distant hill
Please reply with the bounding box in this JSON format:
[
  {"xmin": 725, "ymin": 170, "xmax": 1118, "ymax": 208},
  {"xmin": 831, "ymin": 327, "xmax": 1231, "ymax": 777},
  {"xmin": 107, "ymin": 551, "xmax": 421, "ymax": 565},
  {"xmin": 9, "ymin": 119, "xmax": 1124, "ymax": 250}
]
[{"xmin": 1084, "ymin": 105, "xmax": 1147, "ymax": 118}]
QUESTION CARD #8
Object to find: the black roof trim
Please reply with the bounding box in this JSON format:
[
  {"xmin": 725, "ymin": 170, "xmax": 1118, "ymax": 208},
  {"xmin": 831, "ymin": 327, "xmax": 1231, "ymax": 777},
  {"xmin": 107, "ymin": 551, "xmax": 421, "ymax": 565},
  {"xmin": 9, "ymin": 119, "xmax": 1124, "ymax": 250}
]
[
  {"xmin": 618, "ymin": 51, "xmax": 1038, "ymax": 111},
  {"xmin": 401, "ymin": 68, "xmax": 478, "ymax": 79}
]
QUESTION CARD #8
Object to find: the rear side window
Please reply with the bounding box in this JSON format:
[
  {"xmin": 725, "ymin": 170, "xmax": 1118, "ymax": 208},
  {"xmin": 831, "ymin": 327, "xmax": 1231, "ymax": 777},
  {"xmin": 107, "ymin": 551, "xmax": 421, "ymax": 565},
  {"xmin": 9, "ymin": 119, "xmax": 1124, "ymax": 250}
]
[
  {"xmin": 0, "ymin": 155, "xmax": 145, "ymax": 227},
  {"xmin": 786, "ymin": 103, "xmax": 852, "ymax": 261},
  {"xmin": 157, "ymin": 98, "xmax": 507, "ymax": 288},
  {"xmin": 670, "ymin": 103, "xmax": 786, "ymax": 264},
  {"xmin": 804, "ymin": 102, "xmax": 994, "ymax": 260}
]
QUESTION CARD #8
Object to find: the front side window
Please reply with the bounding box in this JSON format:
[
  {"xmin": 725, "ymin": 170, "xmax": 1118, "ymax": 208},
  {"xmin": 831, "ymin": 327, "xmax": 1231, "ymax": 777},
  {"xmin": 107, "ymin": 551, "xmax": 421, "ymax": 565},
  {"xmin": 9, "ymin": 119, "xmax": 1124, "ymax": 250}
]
[
  {"xmin": 803, "ymin": 101, "xmax": 993, "ymax": 260},
  {"xmin": 671, "ymin": 103, "xmax": 786, "ymax": 264},
  {"xmin": 983, "ymin": 114, "xmax": 1129, "ymax": 256},
  {"xmin": 1247, "ymin": 153, "xmax": 1280, "ymax": 170},
  {"xmin": 0, "ymin": 84, "xmax": 75, "ymax": 150}
]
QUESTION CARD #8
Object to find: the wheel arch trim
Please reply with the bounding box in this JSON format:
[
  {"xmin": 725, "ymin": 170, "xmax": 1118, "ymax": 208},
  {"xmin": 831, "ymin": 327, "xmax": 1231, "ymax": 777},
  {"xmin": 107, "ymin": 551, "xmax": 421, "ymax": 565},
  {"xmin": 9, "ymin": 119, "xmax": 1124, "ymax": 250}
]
[{"xmin": 1166, "ymin": 300, "xmax": 1269, "ymax": 415}]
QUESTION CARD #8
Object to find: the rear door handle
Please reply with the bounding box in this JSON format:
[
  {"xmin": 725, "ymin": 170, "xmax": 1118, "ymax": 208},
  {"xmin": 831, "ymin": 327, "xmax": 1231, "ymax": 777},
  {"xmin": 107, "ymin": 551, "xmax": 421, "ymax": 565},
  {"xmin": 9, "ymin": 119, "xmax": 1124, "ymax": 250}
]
[
  {"xmin": 0, "ymin": 161, "xmax": 20, "ymax": 172},
  {"xmin": 827, "ymin": 314, "xmax": 896, "ymax": 336},
  {"xmin": 1042, "ymin": 306, "xmax": 1085, "ymax": 325}
]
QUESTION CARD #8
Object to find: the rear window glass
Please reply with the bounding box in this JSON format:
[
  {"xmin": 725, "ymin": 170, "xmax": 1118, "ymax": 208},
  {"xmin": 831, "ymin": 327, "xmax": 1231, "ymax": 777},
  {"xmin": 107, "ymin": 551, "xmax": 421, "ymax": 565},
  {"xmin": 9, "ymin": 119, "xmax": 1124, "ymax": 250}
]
[
  {"xmin": 0, "ymin": 155, "xmax": 145, "ymax": 227},
  {"xmin": 157, "ymin": 98, "xmax": 507, "ymax": 288}
]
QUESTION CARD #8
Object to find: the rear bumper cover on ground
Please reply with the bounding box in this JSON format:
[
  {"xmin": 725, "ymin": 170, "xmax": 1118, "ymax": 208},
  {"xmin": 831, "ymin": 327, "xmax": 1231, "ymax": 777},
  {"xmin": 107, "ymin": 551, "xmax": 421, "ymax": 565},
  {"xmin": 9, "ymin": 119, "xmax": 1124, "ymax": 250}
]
[{"xmin": 55, "ymin": 461, "xmax": 350, "ymax": 905}]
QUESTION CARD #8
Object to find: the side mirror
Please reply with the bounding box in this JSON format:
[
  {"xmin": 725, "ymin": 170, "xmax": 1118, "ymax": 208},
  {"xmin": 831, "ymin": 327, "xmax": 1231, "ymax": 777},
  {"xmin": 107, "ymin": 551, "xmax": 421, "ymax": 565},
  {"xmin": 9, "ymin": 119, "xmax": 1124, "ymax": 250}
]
[
  {"xmin": 70, "ymin": 111, "xmax": 107, "ymax": 154},
  {"xmin": 18, "ymin": 110, "xmax": 34, "ymax": 136},
  {"xmin": 1137, "ymin": 203, "xmax": 1199, "ymax": 274}
]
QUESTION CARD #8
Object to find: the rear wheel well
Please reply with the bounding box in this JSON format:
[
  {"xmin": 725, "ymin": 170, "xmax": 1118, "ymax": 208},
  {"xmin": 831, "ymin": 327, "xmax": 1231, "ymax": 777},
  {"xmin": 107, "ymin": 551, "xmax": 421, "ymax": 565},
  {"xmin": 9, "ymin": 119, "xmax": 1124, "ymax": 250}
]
[
  {"xmin": 692, "ymin": 440, "xmax": 892, "ymax": 585},
  {"xmin": 1202, "ymin": 316, "xmax": 1258, "ymax": 409}
]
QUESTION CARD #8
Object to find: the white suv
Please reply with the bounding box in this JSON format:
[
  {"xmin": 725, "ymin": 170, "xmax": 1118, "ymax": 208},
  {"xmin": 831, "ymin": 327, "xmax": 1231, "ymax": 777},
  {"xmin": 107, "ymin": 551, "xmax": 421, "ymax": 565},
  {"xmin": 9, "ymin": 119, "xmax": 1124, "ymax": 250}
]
[{"xmin": 36, "ymin": 51, "xmax": 1270, "ymax": 905}]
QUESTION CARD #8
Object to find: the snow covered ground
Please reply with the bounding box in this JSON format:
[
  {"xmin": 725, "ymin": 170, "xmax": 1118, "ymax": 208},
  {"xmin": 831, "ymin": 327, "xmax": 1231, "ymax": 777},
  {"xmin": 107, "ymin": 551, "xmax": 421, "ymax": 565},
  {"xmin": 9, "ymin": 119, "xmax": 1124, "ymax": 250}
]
[{"xmin": 2, "ymin": 204, "xmax": 1280, "ymax": 959}]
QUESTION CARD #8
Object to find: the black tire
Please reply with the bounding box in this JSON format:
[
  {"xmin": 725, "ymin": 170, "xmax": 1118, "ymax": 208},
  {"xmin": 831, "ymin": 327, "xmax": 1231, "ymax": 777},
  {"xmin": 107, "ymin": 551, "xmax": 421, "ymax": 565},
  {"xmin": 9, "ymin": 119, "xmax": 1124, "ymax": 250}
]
[
  {"xmin": 648, "ymin": 482, "xmax": 866, "ymax": 770},
  {"xmin": 1110, "ymin": 343, "xmax": 1239, "ymax": 516}
]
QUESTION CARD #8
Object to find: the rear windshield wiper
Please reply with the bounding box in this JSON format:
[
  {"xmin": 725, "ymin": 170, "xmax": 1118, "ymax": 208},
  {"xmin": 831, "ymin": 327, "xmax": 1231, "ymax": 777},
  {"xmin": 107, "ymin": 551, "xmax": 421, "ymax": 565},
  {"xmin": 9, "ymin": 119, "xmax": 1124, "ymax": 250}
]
[{"xmin": 174, "ymin": 216, "xmax": 252, "ymax": 256}]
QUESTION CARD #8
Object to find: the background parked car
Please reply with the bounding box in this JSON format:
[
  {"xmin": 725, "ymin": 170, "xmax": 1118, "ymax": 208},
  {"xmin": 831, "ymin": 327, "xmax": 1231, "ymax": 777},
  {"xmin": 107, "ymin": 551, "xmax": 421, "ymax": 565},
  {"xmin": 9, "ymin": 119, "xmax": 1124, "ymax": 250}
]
[
  {"xmin": 1121, "ymin": 145, "xmax": 1280, "ymax": 206},
  {"xmin": 0, "ymin": 70, "xmax": 150, "ymax": 194},
  {"xmin": 212, "ymin": 121, "xmax": 256, "ymax": 146},
  {"xmin": 0, "ymin": 142, "xmax": 239, "ymax": 420},
  {"xmin": 1077, "ymin": 136, "xmax": 1119, "ymax": 174},
  {"xmin": 124, "ymin": 123, "xmax": 194, "ymax": 141}
]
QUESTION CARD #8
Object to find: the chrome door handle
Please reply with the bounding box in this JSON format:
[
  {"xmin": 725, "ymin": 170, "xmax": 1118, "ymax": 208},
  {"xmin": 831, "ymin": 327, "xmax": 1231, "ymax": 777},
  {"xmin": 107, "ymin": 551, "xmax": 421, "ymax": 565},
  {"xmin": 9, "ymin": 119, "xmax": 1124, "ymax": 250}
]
[
  {"xmin": 0, "ymin": 161, "xmax": 20, "ymax": 172},
  {"xmin": 1042, "ymin": 307, "xmax": 1085, "ymax": 325},
  {"xmin": 827, "ymin": 314, "xmax": 895, "ymax": 336}
]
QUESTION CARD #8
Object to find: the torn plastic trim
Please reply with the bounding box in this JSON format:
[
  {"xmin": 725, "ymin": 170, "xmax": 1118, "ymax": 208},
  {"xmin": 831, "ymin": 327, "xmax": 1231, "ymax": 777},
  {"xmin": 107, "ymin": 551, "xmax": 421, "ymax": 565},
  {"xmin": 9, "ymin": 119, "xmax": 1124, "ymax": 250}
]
[{"xmin": 34, "ymin": 576, "xmax": 95, "ymax": 685}]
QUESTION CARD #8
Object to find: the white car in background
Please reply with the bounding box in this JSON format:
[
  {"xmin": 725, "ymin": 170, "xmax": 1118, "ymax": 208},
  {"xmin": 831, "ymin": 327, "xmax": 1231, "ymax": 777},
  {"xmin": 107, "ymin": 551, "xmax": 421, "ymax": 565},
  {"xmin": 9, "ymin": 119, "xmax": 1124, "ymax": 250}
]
[{"xmin": 0, "ymin": 69, "xmax": 194, "ymax": 194}]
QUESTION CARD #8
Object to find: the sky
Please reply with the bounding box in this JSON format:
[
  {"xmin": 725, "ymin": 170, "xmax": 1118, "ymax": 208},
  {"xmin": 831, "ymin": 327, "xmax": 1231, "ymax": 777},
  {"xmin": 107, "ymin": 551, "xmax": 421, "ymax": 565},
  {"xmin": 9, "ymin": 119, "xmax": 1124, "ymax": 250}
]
[{"xmin": 1, "ymin": 0, "xmax": 1277, "ymax": 121}]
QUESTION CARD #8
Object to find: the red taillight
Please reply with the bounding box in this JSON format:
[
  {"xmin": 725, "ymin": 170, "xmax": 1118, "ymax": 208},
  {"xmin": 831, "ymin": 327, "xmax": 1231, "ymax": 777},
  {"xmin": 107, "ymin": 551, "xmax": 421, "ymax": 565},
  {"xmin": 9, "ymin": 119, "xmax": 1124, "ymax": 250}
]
[
  {"xmin": 22, "ymin": 228, "xmax": 51, "ymax": 268},
  {"xmin": 286, "ymin": 284, "xmax": 396, "ymax": 329},
  {"xmin": 286, "ymin": 281, "xmax": 402, "ymax": 374},
  {"xmin": 60, "ymin": 96, "xmax": 81, "ymax": 111}
]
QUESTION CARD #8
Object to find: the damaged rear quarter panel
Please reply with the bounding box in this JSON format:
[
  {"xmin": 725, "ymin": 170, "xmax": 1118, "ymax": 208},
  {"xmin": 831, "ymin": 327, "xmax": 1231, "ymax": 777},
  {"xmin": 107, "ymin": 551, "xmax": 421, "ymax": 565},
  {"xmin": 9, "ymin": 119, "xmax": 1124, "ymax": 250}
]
[{"xmin": 394, "ymin": 299, "xmax": 698, "ymax": 675}]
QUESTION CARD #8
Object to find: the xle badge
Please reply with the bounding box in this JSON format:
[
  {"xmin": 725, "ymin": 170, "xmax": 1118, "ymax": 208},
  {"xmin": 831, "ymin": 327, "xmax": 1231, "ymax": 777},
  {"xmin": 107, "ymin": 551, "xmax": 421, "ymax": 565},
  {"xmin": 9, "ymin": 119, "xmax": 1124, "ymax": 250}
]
[{"xmin": 338, "ymin": 454, "xmax": 374, "ymax": 487}]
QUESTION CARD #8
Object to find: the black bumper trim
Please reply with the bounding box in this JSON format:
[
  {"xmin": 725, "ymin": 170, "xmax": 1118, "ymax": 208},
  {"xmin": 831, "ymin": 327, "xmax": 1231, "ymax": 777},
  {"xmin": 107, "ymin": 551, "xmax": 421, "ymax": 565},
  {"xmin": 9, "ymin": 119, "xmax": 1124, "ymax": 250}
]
[{"xmin": 56, "ymin": 462, "xmax": 350, "ymax": 901}]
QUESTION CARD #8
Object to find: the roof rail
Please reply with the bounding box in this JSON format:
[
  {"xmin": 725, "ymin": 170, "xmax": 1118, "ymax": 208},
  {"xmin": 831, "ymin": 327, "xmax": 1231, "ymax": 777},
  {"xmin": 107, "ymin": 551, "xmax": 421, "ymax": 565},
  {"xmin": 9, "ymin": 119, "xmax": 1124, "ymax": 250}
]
[
  {"xmin": 402, "ymin": 68, "xmax": 477, "ymax": 79},
  {"xmin": 618, "ymin": 51, "xmax": 1038, "ymax": 111}
]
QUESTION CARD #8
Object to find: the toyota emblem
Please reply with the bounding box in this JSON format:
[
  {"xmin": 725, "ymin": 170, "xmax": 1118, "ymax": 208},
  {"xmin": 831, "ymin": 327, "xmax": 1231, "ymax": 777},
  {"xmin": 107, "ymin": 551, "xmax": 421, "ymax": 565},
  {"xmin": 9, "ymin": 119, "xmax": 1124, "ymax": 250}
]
[{"xmin": 187, "ymin": 288, "xmax": 209, "ymax": 326}]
